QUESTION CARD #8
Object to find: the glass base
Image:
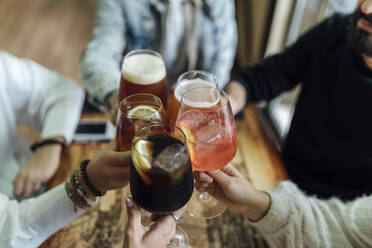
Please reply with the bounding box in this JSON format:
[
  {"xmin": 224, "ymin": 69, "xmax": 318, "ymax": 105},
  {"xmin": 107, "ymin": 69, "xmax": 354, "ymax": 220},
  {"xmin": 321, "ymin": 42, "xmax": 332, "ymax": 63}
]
[
  {"xmin": 187, "ymin": 190, "xmax": 226, "ymax": 219},
  {"xmin": 140, "ymin": 210, "xmax": 190, "ymax": 247},
  {"xmin": 167, "ymin": 226, "xmax": 190, "ymax": 248}
]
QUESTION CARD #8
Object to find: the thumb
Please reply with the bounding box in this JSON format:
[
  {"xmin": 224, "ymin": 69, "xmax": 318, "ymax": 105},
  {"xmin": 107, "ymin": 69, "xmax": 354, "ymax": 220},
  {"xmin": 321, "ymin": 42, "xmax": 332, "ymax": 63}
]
[
  {"xmin": 208, "ymin": 169, "xmax": 231, "ymax": 187},
  {"xmin": 125, "ymin": 197, "xmax": 142, "ymax": 231}
]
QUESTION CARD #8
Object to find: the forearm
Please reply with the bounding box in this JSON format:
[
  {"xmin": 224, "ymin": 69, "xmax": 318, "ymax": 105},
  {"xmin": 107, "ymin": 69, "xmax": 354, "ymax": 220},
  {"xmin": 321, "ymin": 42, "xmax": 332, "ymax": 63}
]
[
  {"xmin": 247, "ymin": 181, "xmax": 372, "ymax": 248},
  {"xmin": 232, "ymin": 17, "xmax": 330, "ymax": 104},
  {"xmin": 33, "ymin": 143, "xmax": 63, "ymax": 170},
  {"xmin": 241, "ymin": 190, "xmax": 271, "ymax": 222},
  {"xmin": 225, "ymin": 81, "xmax": 247, "ymax": 115},
  {"xmin": 80, "ymin": 0, "xmax": 125, "ymax": 107}
]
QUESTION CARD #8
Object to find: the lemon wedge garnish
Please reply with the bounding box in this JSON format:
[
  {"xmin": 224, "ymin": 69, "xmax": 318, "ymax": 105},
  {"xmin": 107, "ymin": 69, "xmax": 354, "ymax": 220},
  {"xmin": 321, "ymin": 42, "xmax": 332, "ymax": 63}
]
[
  {"xmin": 132, "ymin": 139, "xmax": 154, "ymax": 185},
  {"xmin": 177, "ymin": 124, "xmax": 196, "ymax": 162},
  {"xmin": 127, "ymin": 105, "xmax": 160, "ymax": 120},
  {"xmin": 133, "ymin": 139, "xmax": 153, "ymax": 169}
]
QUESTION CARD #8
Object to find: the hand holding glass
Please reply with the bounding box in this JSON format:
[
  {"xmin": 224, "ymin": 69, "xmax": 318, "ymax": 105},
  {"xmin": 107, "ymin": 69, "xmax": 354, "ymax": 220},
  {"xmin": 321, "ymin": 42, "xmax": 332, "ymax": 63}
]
[{"xmin": 176, "ymin": 86, "xmax": 237, "ymax": 218}]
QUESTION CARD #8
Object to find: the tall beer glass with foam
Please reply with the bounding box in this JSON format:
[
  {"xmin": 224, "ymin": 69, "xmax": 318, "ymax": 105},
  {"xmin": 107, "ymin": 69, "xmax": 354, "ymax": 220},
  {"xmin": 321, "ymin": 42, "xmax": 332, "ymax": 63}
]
[{"xmin": 119, "ymin": 49, "xmax": 168, "ymax": 107}]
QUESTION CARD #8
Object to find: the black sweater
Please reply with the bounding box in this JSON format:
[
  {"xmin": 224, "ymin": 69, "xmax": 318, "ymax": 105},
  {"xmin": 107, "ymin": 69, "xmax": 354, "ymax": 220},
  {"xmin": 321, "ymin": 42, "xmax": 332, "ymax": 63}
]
[{"xmin": 236, "ymin": 14, "xmax": 372, "ymax": 200}]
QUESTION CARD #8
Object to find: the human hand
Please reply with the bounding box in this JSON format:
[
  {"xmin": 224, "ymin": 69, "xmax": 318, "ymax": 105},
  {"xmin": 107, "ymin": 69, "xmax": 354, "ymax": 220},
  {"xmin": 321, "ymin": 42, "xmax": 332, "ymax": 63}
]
[
  {"xmin": 124, "ymin": 197, "xmax": 186, "ymax": 248},
  {"xmin": 13, "ymin": 144, "xmax": 62, "ymax": 197},
  {"xmin": 86, "ymin": 141, "xmax": 131, "ymax": 192},
  {"xmin": 225, "ymin": 81, "xmax": 247, "ymax": 115},
  {"xmin": 195, "ymin": 164, "xmax": 270, "ymax": 221}
]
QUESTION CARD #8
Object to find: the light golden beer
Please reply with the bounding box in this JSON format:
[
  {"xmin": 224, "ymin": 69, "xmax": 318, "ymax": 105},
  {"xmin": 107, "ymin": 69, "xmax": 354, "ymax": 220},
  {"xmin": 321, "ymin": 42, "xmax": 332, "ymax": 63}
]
[{"xmin": 168, "ymin": 71, "xmax": 217, "ymax": 127}]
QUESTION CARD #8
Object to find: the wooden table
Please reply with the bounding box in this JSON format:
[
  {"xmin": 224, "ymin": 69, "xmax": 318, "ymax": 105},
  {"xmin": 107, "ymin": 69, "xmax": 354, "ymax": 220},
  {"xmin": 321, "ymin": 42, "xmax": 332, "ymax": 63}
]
[{"xmin": 40, "ymin": 105, "xmax": 288, "ymax": 248}]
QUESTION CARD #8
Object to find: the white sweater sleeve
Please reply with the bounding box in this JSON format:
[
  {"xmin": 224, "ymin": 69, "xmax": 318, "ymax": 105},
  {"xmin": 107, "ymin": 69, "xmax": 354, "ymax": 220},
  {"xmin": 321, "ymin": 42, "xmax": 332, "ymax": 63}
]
[
  {"xmin": 248, "ymin": 181, "xmax": 372, "ymax": 248},
  {"xmin": 0, "ymin": 184, "xmax": 85, "ymax": 248},
  {"xmin": 1, "ymin": 52, "xmax": 84, "ymax": 143}
]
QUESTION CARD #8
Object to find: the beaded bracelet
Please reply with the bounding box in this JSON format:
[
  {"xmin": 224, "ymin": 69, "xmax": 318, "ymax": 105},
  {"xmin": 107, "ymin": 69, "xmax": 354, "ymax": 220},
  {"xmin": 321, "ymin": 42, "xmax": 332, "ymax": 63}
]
[
  {"xmin": 80, "ymin": 159, "xmax": 106, "ymax": 196},
  {"xmin": 72, "ymin": 170, "xmax": 96, "ymax": 203},
  {"xmin": 65, "ymin": 169, "xmax": 99, "ymax": 211},
  {"xmin": 65, "ymin": 173, "xmax": 90, "ymax": 211}
]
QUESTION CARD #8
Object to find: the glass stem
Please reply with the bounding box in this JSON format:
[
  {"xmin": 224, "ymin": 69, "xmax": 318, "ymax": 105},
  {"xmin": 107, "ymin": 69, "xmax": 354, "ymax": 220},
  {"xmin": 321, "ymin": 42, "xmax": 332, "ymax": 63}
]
[{"xmin": 199, "ymin": 192, "xmax": 210, "ymax": 201}]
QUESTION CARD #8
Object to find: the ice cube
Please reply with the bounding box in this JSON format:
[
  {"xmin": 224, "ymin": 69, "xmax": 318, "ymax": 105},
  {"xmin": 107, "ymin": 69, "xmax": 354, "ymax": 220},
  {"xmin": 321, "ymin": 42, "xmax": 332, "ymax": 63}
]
[
  {"xmin": 182, "ymin": 111, "xmax": 209, "ymax": 130},
  {"xmin": 196, "ymin": 124, "xmax": 224, "ymax": 144},
  {"xmin": 152, "ymin": 143, "xmax": 188, "ymax": 173}
]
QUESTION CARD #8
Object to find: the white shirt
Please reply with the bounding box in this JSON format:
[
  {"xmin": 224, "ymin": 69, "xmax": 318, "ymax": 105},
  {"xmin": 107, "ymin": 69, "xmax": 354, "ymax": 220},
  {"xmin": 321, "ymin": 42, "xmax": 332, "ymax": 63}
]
[
  {"xmin": 0, "ymin": 185, "xmax": 85, "ymax": 248},
  {"xmin": 0, "ymin": 51, "xmax": 84, "ymax": 198},
  {"xmin": 0, "ymin": 51, "xmax": 85, "ymax": 247}
]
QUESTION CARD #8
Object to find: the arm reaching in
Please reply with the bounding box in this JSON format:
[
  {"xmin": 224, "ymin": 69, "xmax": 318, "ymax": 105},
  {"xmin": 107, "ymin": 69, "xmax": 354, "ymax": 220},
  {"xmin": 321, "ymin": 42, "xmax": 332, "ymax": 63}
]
[
  {"xmin": 1, "ymin": 141, "xmax": 131, "ymax": 248},
  {"xmin": 195, "ymin": 164, "xmax": 372, "ymax": 247}
]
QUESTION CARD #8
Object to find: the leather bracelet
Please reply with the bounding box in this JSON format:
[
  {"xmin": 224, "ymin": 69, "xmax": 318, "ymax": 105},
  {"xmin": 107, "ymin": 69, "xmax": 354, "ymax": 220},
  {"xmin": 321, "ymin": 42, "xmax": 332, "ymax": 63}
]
[
  {"xmin": 80, "ymin": 159, "xmax": 106, "ymax": 196},
  {"xmin": 31, "ymin": 139, "xmax": 65, "ymax": 152}
]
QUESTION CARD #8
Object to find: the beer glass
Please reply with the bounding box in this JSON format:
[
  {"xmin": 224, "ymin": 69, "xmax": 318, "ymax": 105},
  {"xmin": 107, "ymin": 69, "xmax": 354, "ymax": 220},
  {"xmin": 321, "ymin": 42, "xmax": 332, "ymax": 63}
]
[
  {"xmin": 176, "ymin": 87, "xmax": 237, "ymax": 218},
  {"xmin": 130, "ymin": 123, "xmax": 193, "ymax": 247},
  {"xmin": 115, "ymin": 93, "xmax": 166, "ymax": 152},
  {"xmin": 119, "ymin": 49, "xmax": 168, "ymax": 107},
  {"xmin": 168, "ymin": 71, "xmax": 217, "ymax": 127}
]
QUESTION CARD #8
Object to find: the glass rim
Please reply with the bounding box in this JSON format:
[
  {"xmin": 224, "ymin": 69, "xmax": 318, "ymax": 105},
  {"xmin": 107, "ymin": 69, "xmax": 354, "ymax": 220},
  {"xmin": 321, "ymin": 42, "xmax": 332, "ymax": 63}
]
[
  {"xmin": 118, "ymin": 93, "xmax": 164, "ymax": 120},
  {"xmin": 120, "ymin": 92, "xmax": 163, "ymax": 106},
  {"xmin": 122, "ymin": 49, "xmax": 165, "ymax": 74},
  {"xmin": 176, "ymin": 70, "xmax": 218, "ymax": 86},
  {"xmin": 132, "ymin": 123, "xmax": 187, "ymax": 159},
  {"xmin": 180, "ymin": 87, "xmax": 229, "ymax": 110}
]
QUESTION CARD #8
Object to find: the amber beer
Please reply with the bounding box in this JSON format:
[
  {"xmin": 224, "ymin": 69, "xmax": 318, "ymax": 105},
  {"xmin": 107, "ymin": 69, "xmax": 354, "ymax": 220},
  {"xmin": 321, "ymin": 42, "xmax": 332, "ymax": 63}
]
[
  {"xmin": 119, "ymin": 49, "xmax": 168, "ymax": 107},
  {"xmin": 115, "ymin": 93, "xmax": 166, "ymax": 152},
  {"xmin": 168, "ymin": 71, "xmax": 217, "ymax": 127}
]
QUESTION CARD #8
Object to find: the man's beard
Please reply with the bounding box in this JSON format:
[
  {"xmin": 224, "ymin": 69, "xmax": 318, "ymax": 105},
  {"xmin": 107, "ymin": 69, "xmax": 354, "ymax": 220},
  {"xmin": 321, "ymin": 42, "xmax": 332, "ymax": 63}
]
[{"xmin": 347, "ymin": 9, "xmax": 372, "ymax": 57}]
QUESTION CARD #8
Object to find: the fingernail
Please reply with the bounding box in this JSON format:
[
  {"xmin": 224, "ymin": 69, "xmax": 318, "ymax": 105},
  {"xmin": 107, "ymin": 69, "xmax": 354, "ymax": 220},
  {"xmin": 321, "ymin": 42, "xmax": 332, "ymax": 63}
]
[{"xmin": 125, "ymin": 197, "xmax": 133, "ymax": 207}]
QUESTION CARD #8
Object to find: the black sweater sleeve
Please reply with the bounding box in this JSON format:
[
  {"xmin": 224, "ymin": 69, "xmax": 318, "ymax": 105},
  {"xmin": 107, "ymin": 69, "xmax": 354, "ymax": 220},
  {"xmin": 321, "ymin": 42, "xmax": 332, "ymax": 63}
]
[{"xmin": 235, "ymin": 15, "xmax": 336, "ymax": 104}]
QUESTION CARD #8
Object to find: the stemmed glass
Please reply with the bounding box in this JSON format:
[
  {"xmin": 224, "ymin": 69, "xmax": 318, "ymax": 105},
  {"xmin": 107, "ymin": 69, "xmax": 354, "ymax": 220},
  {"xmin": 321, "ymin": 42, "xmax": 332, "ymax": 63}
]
[
  {"xmin": 175, "ymin": 87, "xmax": 237, "ymax": 218},
  {"xmin": 168, "ymin": 70, "xmax": 217, "ymax": 127},
  {"xmin": 130, "ymin": 123, "xmax": 194, "ymax": 247}
]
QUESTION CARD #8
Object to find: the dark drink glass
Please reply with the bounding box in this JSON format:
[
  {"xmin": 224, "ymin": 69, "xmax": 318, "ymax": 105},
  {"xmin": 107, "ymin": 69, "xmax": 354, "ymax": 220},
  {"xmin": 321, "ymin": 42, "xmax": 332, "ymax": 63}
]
[
  {"xmin": 130, "ymin": 123, "xmax": 194, "ymax": 214},
  {"xmin": 119, "ymin": 49, "xmax": 168, "ymax": 107}
]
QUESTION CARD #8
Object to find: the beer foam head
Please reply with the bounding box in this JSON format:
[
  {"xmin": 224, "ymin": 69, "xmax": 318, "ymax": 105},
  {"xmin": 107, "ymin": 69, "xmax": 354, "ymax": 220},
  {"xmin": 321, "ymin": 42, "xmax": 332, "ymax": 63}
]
[
  {"xmin": 182, "ymin": 87, "xmax": 220, "ymax": 109},
  {"xmin": 174, "ymin": 78, "xmax": 216, "ymax": 102},
  {"xmin": 122, "ymin": 54, "xmax": 166, "ymax": 85}
]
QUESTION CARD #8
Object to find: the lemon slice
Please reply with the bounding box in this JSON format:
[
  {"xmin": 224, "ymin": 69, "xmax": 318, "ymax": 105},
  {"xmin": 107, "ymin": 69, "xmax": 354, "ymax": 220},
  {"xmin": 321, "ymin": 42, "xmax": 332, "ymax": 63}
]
[
  {"xmin": 132, "ymin": 139, "xmax": 153, "ymax": 185},
  {"xmin": 127, "ymin": 105, "xmax": 160, "ymax": 119},
  {"xmin": 133, "ymin": 140, "xmax": 153, "ymax": 169},
  {"xmin": 177, "ymin": 124, "xmax": 196, "ymax": 162}
]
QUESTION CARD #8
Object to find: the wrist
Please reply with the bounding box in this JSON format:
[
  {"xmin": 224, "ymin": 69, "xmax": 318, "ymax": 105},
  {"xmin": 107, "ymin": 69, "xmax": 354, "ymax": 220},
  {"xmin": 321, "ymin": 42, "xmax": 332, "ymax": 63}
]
[
  {"xmin": 226, "ymin": 81, "xmax": 246, "ymax": 114},
  {"xmin": 242, "ymin": 190, "xmax": 271, "ymax": 222},
  {"xmin": 82, "ymin": 160, "xmax": 106, "ymax": 196}
]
